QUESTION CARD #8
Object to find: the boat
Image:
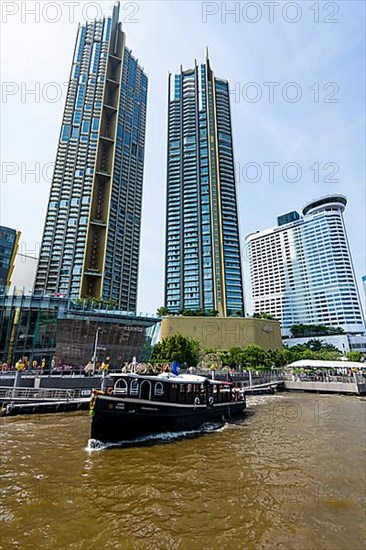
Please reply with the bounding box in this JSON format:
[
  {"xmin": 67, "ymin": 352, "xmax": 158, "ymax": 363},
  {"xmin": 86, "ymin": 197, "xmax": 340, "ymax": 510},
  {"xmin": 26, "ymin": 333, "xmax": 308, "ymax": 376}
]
[{"xmin": 89, "ymin": 369, "xmax": 246, "ymax": 445}]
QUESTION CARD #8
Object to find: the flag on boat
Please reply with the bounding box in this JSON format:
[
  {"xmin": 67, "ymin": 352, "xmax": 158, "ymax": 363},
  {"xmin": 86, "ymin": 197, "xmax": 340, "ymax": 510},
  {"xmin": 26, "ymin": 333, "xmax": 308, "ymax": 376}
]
[{"xmin": 171, "ymin": 361, "xmax": 180, "ymax": 375}]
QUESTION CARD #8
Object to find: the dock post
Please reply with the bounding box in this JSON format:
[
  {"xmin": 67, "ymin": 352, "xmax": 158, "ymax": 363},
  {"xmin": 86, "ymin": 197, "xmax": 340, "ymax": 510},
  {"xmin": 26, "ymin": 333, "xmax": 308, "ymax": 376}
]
[
  {"xmin": 13, "ymin": 370, "xmax": 22, "ymax": 387},
  {"xmin": 101, "ymin": 370, "xmax": 108, "ymax": 392}
]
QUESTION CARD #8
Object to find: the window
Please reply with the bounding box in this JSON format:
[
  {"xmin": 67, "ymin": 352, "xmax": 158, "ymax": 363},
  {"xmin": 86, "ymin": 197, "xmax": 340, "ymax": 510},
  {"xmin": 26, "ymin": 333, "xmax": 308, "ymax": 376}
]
[
  {"xmin": 82, "ymin": 120, "xmax": 90, "ymax": 133},
  {"xmin": 130, "ymin": 379, "xmax": 139, "ymax": 396},
  {"xmin": 115, "ymin": 379, "xmax": 127, "ymax": 395},
  {"xmin": 154, "ymin": 382, "xmax": 164, "ymax": 396},
  {"xmin": 61, "ymin": 125, "xmax": 71, "ymax": 142}
]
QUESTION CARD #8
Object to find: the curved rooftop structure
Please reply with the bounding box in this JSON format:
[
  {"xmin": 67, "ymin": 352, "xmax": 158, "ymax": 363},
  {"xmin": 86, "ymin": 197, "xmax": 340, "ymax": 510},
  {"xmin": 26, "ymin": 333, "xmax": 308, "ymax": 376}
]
[{"xmin": 302, "ymin": 194, "xmax": 347, "ymax": 216}]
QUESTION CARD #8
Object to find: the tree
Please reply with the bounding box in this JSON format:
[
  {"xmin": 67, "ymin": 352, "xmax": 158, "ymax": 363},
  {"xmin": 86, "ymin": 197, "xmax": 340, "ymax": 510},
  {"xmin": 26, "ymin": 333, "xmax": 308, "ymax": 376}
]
[
  {"xmin": 346, "ymin": 351, "xmax": 362, "ymax": 362},
  {"xmin": 266, "ymin": 349, "xmax": 287, "ymax": 369},
  {"xmin": 150, "ymin": 334, "xmax": 200, "ymax": 366},
  {"xmin": 157, "ymin": 306, "xmax": 170, "ymax": 317},
  {"xmin": 241, "ymin": 345, "xmax": 269, "ymax": 370},
  {"xmin": 302, "ymin": 339, "xmax": 341, "ymax": 353},
  {"xmin": 253, "ymin": 312, "xmax": 276, "ymax": 320},
  {"xmin": 232, "ymin": 310, "xmax": 243, "ymax": 317}
]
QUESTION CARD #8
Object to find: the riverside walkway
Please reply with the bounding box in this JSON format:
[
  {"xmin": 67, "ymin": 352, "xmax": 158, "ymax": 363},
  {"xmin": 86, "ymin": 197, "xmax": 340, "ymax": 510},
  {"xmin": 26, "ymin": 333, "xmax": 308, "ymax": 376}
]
[{"xmin": 283, "ymin": 359, "xmax": 366, "ymax": 395}]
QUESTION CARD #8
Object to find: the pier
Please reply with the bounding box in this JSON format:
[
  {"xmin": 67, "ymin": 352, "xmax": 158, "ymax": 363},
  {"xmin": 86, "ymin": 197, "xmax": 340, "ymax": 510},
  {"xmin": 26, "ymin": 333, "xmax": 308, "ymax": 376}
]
[
  {"xmin": 283, "ymin": 375, "xmax": 366, "ymax": 395},
  {"xmin": 0, "ymin": 386, "xmax": 90, "ymax": 416},
  {"xmin": 283, "ymin": 359, "xmax": 366, "ymax": 395}
]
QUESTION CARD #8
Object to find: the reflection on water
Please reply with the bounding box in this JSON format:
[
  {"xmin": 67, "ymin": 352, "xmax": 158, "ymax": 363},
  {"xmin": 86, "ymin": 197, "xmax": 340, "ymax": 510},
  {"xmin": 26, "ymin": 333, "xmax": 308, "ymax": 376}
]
[{"xmin": 1, "ymin": 393, "xmax": 365, "ymax": 549}]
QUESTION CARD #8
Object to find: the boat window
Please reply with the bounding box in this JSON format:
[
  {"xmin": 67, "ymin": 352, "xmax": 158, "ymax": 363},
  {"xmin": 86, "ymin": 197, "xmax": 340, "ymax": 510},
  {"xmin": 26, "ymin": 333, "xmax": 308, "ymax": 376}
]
[
  {"xmin": 130, "ymin": 379, "xmax": 139, "ymax": 396},
  {"xmin": 154, "ymin": 382, "xmax": 164, "ymax": 396},
  {"xmin": 114, "ymin": 378, "xmax": 128, "ymax": 395},
  {"xmin": 139, "ymin": 380, "xmax": 152, "ymax": 400}
]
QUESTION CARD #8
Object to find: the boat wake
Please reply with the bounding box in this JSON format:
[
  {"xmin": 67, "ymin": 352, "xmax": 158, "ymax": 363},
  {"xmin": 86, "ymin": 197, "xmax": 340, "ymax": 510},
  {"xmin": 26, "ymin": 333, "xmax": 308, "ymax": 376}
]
[{"xmin": 86, "ymin": 422, "xmax": 228, "ymax": 451}]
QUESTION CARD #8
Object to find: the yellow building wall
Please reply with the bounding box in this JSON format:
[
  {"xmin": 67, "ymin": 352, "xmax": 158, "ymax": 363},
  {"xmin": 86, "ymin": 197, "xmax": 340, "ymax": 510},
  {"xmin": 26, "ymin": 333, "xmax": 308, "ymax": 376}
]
[{"xmin": 160, "ymin": 316, "xmax": 282, "ymax": 351}]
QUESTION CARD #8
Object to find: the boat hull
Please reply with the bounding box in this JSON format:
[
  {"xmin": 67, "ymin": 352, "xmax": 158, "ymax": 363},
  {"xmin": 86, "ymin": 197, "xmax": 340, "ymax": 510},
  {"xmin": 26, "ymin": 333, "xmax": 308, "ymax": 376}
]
[{"xmin": 91, "ymin": 394, "xmax": 246, "ymax": 444}]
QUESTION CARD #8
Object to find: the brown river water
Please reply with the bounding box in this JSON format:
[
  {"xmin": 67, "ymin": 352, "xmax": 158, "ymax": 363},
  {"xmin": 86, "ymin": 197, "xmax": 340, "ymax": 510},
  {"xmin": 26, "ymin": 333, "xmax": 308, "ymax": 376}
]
[{"xmin": 1, "ymin": 393, "xmax": 365, "ymax": 550}]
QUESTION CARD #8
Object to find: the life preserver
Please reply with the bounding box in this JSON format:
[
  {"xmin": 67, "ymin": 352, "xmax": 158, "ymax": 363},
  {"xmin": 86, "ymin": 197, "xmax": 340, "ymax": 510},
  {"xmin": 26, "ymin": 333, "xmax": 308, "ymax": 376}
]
[
  {"xmin": 194, "ymin": 396, "xmax": 200, "ymax": 406},
  {"xmin": 106, "ymin": 387, "xmax": 113, "ymax": 395},
  {"xmin": 208, "ymin": 396, "xmax": 214, "ymax": 407}
]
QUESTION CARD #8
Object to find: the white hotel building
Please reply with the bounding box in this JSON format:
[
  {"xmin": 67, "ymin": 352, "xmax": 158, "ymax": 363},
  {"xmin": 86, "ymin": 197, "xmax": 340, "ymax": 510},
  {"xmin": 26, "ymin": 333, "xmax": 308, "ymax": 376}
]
[{"xmin": 246, "ymin": 195, "xmax": 365, "ymax": 336}]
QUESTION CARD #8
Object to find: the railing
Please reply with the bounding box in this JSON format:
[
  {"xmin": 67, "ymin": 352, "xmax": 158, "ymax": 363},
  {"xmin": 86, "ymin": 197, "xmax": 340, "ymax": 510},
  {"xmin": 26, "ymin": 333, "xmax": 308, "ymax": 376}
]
[
  {"xmin": 195, "ymin": 369, "xmax": 284, "ymax": 383},
  {"xmin": 0, "ymin": 387, "xmax": 88, "ymax": 401}
]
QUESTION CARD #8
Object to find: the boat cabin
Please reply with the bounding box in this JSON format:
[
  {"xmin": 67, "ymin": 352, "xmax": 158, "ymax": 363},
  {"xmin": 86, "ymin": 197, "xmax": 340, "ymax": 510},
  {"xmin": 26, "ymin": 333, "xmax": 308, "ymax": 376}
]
[{"xmin": 107, "ymin": 373, "xmax": 240, "ymax": 405}]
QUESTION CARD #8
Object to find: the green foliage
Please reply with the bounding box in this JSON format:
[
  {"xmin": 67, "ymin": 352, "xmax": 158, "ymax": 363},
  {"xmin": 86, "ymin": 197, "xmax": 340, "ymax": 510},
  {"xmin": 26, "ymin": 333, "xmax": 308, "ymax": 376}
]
[
  {"xmin": 290, "ymin": 324, "xmax": 344, "ymax": 337},
  {"xmin": 219, "ymin": 341, "xmax": 346, "ymax": 371},
  {"xmin": 157, "ymin": 306, "xmax": 170, "ymax": 317},
  {"xmin": 253, "ymin": 312, "xmax": 276, "ymax": 320},
  {"xmin": 240, "ymin": 345, "xmax": 270, "ymax": 370},
  {"xmin": 150, "ymin": 334, "xmax": 200, "ymax": 366},
  {"xmin": 232, "ymin": 310, "xmax": 244, "ymax": 317},
  {"xmin": 302, "ymin": 339, "xmax": 340, "ymax": 353},
  {"xmin": 346, "ymin": 351, "xmax": 362, "ymax": 362}
]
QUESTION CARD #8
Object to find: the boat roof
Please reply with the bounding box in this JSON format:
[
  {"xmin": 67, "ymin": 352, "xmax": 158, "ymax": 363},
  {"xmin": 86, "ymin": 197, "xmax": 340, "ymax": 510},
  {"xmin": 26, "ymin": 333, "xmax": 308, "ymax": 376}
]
[{"xmin": 108, "ymin": 372, "xmax": 232, "ymax": 385}]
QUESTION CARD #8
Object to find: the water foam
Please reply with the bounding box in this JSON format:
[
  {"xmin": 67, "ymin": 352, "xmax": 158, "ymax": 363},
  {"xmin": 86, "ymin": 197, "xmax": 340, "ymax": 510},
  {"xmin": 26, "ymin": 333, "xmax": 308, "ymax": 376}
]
[{"xmin": 86, "ymin": 421, "xmax": 228, "ymax": 452}]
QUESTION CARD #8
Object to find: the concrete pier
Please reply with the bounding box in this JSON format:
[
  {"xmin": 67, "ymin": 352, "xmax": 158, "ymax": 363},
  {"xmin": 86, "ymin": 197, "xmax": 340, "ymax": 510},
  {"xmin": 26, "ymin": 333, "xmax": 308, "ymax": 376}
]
[{"xmin": 284, "ymin": 378, "xmax": 366, "ymax": 395}]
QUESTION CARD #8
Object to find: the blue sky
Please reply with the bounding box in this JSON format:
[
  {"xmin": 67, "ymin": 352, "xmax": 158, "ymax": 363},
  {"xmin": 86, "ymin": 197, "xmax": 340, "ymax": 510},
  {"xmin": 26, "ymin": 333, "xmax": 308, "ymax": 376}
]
[{"xmin": 1, "ymin": 0, "xmax": 365, "ymax": 315}]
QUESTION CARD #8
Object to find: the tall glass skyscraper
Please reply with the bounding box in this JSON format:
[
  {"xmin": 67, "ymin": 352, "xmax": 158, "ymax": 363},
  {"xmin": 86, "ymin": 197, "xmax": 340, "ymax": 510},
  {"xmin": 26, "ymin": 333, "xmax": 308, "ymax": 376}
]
[
  {"xmin": 165, "ymin": 54, "xmax": 244, "ymax": 317},
  {"xmin": 246, "ymin": 195, "xmax": 365, "ymax": 335},
  {"xmin": 0, "ymin": 226, "xmax": 20, "ymax": 293},
  {"xmin": 35, "ymin": 3, "xmax": 147, "ymax": 311}
]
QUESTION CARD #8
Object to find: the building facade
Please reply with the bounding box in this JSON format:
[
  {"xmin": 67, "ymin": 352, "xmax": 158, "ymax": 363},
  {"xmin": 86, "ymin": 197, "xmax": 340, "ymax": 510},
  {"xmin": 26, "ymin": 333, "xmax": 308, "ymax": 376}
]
[
  {"xmin": 246, "ymin": 195, "xmax": 365, "ymax": 336},
  {"xmin": 34, "ymin": 3, "xmax": 147, "ymax": 311},
  {"xmin": 0, "ymin": 294, "xmax": 160, "ymax": 368},
  {"xmin": 0, "ymin": 226, "xmax": 21, "ymax": 293},
  {"xmin": 160, "ymin": 316, "xmax": 282, "ymax": 352},
  {"xmin": 164, "ymin": 53, "xmax": 244, "ymax": 317}
]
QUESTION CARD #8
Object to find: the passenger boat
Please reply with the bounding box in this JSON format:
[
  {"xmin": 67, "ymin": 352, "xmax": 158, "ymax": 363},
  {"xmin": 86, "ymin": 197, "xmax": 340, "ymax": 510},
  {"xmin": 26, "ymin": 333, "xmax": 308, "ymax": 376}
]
[{"xmin": 89, "ymin": 370, "xmax": 246, "ymax": 444}]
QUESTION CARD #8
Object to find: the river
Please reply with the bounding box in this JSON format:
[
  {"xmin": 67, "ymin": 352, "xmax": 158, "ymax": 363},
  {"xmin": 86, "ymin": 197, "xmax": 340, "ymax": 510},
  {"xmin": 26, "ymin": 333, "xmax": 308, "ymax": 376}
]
[{"xmin": 1, "ymin": 393, "xmax": 365, "ymax": 549}]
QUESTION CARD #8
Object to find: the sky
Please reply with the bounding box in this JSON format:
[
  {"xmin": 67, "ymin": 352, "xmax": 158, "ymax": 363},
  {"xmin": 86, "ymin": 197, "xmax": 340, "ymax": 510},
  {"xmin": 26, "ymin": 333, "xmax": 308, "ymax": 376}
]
[{"xmin": 1, "ymin": 0, "xmax": 365, "ymax": 316}]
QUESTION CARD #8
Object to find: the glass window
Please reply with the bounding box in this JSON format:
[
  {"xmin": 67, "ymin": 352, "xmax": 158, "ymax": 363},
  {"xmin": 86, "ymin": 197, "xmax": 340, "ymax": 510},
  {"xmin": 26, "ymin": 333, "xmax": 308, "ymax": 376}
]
[{"xmin": 61, "ymin": 124, "xmax": 71, "ymax": 142}]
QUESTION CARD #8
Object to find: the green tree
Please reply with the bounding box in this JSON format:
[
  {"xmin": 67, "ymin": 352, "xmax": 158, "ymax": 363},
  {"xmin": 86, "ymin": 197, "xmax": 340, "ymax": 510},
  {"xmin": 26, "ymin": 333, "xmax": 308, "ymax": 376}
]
[
  {"xmin": 302, "ymin": 339, "xmax": 341, "ymax": 353},
  {"xmin": 157, "ymin": 306, "xmax": 170, "ymax": 317},
  {"xmin": 314, "ymin": 350, "xmax": 342, "ymax": 361},
  {"xmin": 150, "ymin": 334, "xmax": 200, "ymax": 366},
  {"xmin": 346, "ymin": 351, "xmax": 362, "ymax": 362},
  {"xmin": 266, "ymin": 349, "xmax": 287, "ymax": 369},
  {"xmin": 240, "ymin": 345, "xmax": 269, "ymax": 370},
  {"xmin": 253, "ymin": 312, "xmax": 276, "ymax": 320}
]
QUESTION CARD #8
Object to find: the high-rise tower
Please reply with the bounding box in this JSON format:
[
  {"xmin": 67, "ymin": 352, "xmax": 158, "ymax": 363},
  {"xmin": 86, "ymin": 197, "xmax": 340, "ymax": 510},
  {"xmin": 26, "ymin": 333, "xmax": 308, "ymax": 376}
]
[
  {"xmin": 35, "ymin": 3, "xmax": 147, "ymax": 311},
  {"xmin": 165, "ymin": 53, "xmax": 244, "ymax": 317},
  {"xmin": 0, "ymin": 226, "xmax": 20, "ymax": 293},
  {"xmin": 246, "ymin": 195, "xmax": 365, "ymax": 335}
]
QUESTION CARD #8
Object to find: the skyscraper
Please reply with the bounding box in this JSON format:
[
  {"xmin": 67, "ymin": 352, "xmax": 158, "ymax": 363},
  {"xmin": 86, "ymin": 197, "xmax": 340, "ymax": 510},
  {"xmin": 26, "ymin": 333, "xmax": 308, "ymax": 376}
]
[
  {"xmin": 164, "ymin": 53, "xmax": 244, "ymax": 317},
  {"xmin": 35, "ymin": 2, "xmax": 147, "ymax": 311},
  {"xmin": 246, "ymin": 195, "xmax": 365, "ymax": 335},
  {"xmin": 0, "ymin": 226, "xmax": 20, "ymax": 293}
]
